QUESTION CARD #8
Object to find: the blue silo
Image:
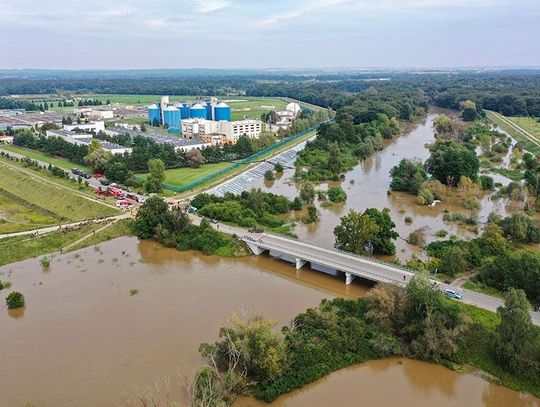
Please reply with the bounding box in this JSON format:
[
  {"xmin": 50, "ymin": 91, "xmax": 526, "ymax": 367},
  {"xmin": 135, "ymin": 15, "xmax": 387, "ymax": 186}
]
[
  {"xmin": 214, "ymin": 102, "xmax": 231, "ymax": 121},
  {"xmin": 179, "ymin": 103, "xmax": 191, "ymax": 119},
  {"xmin": 190, "ymin": 103, "xmax": 207, "ymax": 119},
  {"xmin": 205, "ymin": 101, "xmax": 213, "ymax": 120},
  {"xmin": 163, "ymin": 107, "xmax": 181, "ymax": 129},
  {"xmin": 148, "ymin": 104, "xmax": 161, "ymax": 125}
]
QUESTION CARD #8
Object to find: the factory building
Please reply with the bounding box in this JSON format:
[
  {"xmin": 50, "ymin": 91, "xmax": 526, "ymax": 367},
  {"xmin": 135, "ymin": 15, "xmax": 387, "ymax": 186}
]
[
  {"xmin": 45, "ymin": 129, "xmax": 131, "ymax": 155},
  {"xmin": 147, "ymin": 96, "xmax": 232, "ymax": 130},
  {"xmin": 181, "ymin": 118, "xmax": 263, "ymax": 144}
]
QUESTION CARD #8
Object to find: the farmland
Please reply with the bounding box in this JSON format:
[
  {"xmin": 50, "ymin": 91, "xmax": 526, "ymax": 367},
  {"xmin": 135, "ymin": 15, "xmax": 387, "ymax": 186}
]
[{"xmin": 0, "ymin": 158, "xmax": 119, "ymax": 222}]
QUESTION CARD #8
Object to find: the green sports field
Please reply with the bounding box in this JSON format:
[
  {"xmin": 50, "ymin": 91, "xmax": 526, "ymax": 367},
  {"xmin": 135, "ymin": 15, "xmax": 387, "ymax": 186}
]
[{"xmin": 141, "ymin": 162, "xmax": 233, "ymax": 188}]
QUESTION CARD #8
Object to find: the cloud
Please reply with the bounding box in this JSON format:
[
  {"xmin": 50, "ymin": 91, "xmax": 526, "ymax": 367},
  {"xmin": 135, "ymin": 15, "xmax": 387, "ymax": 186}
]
[{"xmin": 197, "ymin": 0, "xmax": 231, "ymax": 13}]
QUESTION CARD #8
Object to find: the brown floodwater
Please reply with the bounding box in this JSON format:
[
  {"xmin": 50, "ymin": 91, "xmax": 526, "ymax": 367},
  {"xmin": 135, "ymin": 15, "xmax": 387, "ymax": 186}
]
[
  {"xmin": 0, "ymin": 237, "xmax": 366, "ymax": 407},
  {"xmin": 253, "ymin": 108, "xmax": 514, "ymax": 261},
  {"xmin": 1, "ymin": 237, "xmax": 537, "ymax": 406},
  {"xmin": 235, "ymin": 358, "xmax": 539, "ymax": 407}
]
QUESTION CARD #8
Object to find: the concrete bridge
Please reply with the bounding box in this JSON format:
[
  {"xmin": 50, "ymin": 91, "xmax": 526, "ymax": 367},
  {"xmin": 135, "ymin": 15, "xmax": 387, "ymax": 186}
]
[{"xmin": 244, "ymin": 233, "xmax": 413, "ymax": 286}]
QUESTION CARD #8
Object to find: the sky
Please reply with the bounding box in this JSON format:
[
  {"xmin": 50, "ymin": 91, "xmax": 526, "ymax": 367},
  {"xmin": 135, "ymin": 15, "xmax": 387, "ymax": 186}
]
[{"xmin": 0, "ymin": 0, "xmax": 539, "ymax": 69}]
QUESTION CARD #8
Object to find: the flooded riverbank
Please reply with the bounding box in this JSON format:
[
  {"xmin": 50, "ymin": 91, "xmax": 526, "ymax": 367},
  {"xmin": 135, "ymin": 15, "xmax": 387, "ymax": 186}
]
[
  {"xmin": 0, "ymin": 237, "xmax": 366, "ymax": 407},
  {"xmin": 1, "ymin": 236, "xmax": 537, "ymax": 406},
  {"xmin": 235, "ymin": 358, "xmax": 539, "ymax": 407},
  {"xmin": 251, "ymin": 108, "xmax": 514, "ymax": 261}
]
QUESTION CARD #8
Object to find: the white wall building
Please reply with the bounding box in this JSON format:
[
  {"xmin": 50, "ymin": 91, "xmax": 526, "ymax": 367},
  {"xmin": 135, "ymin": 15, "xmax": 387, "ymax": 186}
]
[
  {"xmin": 181, "ymin": 119, "xmax": 263, "ymax": 144},
  {"xmin": 45, "ymin": 129, "xmax": 131, "ymax": 155},
  {"xmin": 63, "ymin": 121, "xmax": 105, "ymax": 133}
]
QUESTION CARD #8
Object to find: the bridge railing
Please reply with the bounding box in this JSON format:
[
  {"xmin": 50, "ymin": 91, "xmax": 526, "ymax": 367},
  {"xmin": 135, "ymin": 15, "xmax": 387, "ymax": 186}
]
[{"xmin": 258, "ymin": 231, "xmax": 415, "ymax": 274}]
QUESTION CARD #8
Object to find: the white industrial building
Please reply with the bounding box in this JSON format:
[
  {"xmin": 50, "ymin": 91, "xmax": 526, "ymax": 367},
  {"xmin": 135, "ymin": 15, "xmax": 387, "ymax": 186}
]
[
  {"xmin": 271, "ymin": 102, "xmax": 302, "ymax": 131},
  {"xmin": 181, "ymin": 119, "xmax": 263, "ymax": 144},
  {"xmin": 45, "ymin": 129, "xmax": 131, "ymax": 155},
  {"xmin": 63, "ymin": 121, "xmax": 105, "ymax": 133}
]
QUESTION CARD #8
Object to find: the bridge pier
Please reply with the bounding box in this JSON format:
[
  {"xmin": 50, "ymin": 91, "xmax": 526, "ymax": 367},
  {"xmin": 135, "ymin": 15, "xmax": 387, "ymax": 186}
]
[
  {"xmin": 345, "ymin": 272, "xmax": 355, "ymax": 285},
  {"xmin": 295, "ymin": 258, "xmax": 306, "ymax": 269},
  {"xmin": 246, "ymin": 242, "xmax": 266, "ymax": 256}
]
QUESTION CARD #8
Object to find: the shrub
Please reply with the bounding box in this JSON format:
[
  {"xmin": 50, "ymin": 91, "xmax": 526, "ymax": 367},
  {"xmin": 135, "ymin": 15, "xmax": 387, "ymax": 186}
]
[
  {"xmin": 327, "ymin": 186, "xmax": 347, "ymax": 203},
  {"xmin": 479, "ymin": 175, "xmax": 495, "ymax": 190},
  {"xmin": 404, "ymin": 216, "xmax": 413, "ymax": 223},
  {"xmin": 435, "ymin": 230, "xmax": 448, "ymax": 238},
  {"xmin": 129, "ymin": 289, "xmax": 139, "ymax": 296},
  {"xmin": 417, "ymin": 189, "xmax": 435, "ymax": 205},
  {"xmin": 264, "ymin": 170, "xmax": 275, "ymax": 181},
  {"xmin": 274, "ymin": 163, "xmax": 284, "ymax": 173},
  {"xmin": 408, "ymin": 229, "xmax": 426, "ymax": 246},
  {"xmin": 6, "ymin": 291, "xmax": 25, "ymax": 309},
  {"xmin": 40, "ymin": 256, "xmax": 51, "ymax": 268}
]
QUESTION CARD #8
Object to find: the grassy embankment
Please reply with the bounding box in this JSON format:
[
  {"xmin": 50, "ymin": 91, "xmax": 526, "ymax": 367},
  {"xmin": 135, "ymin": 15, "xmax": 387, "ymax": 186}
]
[
  {"xmin": 0, "ymin": 194, "xmax": 57, "ymax": 234},
  {"xmin": 486, "ymin": 111, "xmax": 540, "ymax": 155},
  {"xmin": 0, "ymin": 144, "xmax": 91, "ymax": 171},
  {"xmin": 0, "ymin": 158, "xmax": 119, "ymax": 224},
  {"xmin": 0, "ymin": 222, "xmax": 105, "ymax": 266},
  {"xmin": 66, "ymin": 219, "xmax": 133, "ymax": 252}
]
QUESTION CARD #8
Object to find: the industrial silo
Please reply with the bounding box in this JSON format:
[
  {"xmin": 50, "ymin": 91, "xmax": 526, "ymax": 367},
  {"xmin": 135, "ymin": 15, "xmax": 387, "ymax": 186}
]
[
  {"xmin": 213, "ymin": 102, "xmax": 231, "ymax": 121},
  {"xmin": 148, "ymin": 104, "xmax": 161, "ymax": 125},
  {"xmin": 163, "ymin": 106, "xmax": 181, "ymax": 130},
  {"xmin": 179, "ymin": 103, "xmax": 191, "ymax": 119},
  {"xmin": 205, "ymin": 101, "xmax": 213, "ymax": 120},
  {"xmin": 190, "ymin": 103, "xmax": 207, "ymax": 119}
]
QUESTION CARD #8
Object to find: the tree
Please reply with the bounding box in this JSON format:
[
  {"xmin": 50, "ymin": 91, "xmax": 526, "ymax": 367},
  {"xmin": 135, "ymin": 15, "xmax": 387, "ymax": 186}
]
[
  {"xmin": 84, "ymin": 139, "xmax": 112, "ymax": 173},
  {"xmin": 363, "ymin": 208, "xmax": 399, "ymax": 255},
  {"xmin": 327, "ymin": 142, "xmax": 342, "ymax": 176},
  {"xmin": 499, "ymin": 212, "xmax": 540, "ymax": 243},
  {"xmin": 478, "ymin": 249, "xmax": 540, "ymax": 308},
  {"xmin": 460, "ymin": 100, "xmax": 479, "ymax": 121},
  {"xmin": 264, "ymin": 170, "xmax": 275, "ymax": 181},
  {"xmin": 327, "ymin": 186, "xmax": 347, "ymax": 203},
  {"xmin": 186, "ymin": 149, "xmax": 206, "ymax": 168},
  {"xmin": 132, "ymin": 195, "xmax": 171, "ymax": 238},
  {"xmin": 274, "ymin": 162, "xmax": 284, "ymax": 173},
  {"xmin": 234, "ymin": 135, "xmax": 254, "ymax": 158},
  {"xmin": 303, "ymin": 204, "xmax": 319, "ymax": 224},
  {"xmin": 495, "ymin": 289, "xmax": 538, "ymax": 374},
  {"xmin": 299, "ymin": 183, "xmax": 315, "ymax": 204},
  {"xmin": 199, "ymin": 313, "xmax": 286, "ymax": 383},
  {"xmin": 6, "ymin": 291, "xmax": 25, "ymax": 309},
  {"xmin": 104, "ymin": 161, "xmax": 132, "ymax": 184},
  {"xmin": 390, "ymin": 159, "xmax": 428, "ymax": 194},
  {"xmin": 145, "ymin": 158, "xmax": 166, "ymax": 193},
  {"xmin": 334, "ymin": 210, "xmax": 381, "ymax": 255},
  {"xmin": 425, "ymin": 143, "xmax": 479, "ymax": 186}
]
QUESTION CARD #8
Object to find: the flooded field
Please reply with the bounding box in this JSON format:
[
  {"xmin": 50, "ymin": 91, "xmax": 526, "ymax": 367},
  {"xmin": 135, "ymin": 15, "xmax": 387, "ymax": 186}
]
[{"xmin": 251, "ymin": 109, "xmax": 514, "ymax": 261}]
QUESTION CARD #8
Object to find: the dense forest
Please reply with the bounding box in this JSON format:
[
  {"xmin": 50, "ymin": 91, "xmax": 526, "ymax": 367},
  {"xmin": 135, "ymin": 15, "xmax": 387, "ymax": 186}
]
[{"xmin": 1, "ymin": 70, "xmax": 539, "ymax": 117}]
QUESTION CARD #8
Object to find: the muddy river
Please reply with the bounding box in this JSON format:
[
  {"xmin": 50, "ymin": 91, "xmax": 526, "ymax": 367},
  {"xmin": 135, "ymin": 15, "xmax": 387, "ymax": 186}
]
[{"xmin": 253, "ymin": 108, "xmax": 514, "ymax": 261}]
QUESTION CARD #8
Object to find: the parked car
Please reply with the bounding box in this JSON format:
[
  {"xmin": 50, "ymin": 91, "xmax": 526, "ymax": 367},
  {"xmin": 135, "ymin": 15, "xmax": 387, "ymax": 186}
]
[
  {"xmin": 93, "ymin": 173, "xmax": 103, "ymax": 178},
  {"xmin": 444, "ymin": 289, "xmax": 463, "ymax": 300},
  {"xmin": 210, "ymin": 218, "xmax": 218, "ymax": 224},
  {"xmin": 100, "ymin": 178, "xmax": 111, "ymax": 186}
]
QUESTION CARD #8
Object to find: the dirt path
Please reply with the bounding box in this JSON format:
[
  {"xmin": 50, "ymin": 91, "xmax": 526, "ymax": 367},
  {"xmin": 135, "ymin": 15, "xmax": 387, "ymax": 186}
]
[{"xmin": 61, "ymin": 216, "xmax": 127, "ymax": 252}]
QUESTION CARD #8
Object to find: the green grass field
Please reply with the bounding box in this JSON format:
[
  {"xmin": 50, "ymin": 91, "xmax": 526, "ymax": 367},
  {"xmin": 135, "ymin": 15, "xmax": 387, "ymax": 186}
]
[
  {"xmin": 0, "ymin": 194, "xmax": 57, "ymax": 233},
  {"xmin": 486, "ymin": 111, "xmax": 540, "ymax": 155},
  {"xmin": 0, "ymin": 145, "xmax": 90, "ymax": 171},
  {"xmin": 0, "ymin": 160, "xmax": 119, "ymax": 221},
  {"xmin": 141, "ymin": 162, "xmax": 233, "ymax": 188},
  {"xmin": 509, "ymin": 116, "xmax": 540, "ymax": 140}
]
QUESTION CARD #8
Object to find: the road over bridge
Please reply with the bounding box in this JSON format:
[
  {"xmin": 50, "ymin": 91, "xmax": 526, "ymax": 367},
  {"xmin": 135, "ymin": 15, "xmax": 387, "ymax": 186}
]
[{"xmin": 242, "ymin": 231, "xmax": 540, "ymax": 325}]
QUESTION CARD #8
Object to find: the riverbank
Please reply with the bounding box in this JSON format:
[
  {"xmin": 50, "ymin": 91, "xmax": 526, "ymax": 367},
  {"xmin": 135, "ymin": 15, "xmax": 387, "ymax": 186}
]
[{"xmin": 202, "ymin": 281, "xmax": 540, "ymax": 406}]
